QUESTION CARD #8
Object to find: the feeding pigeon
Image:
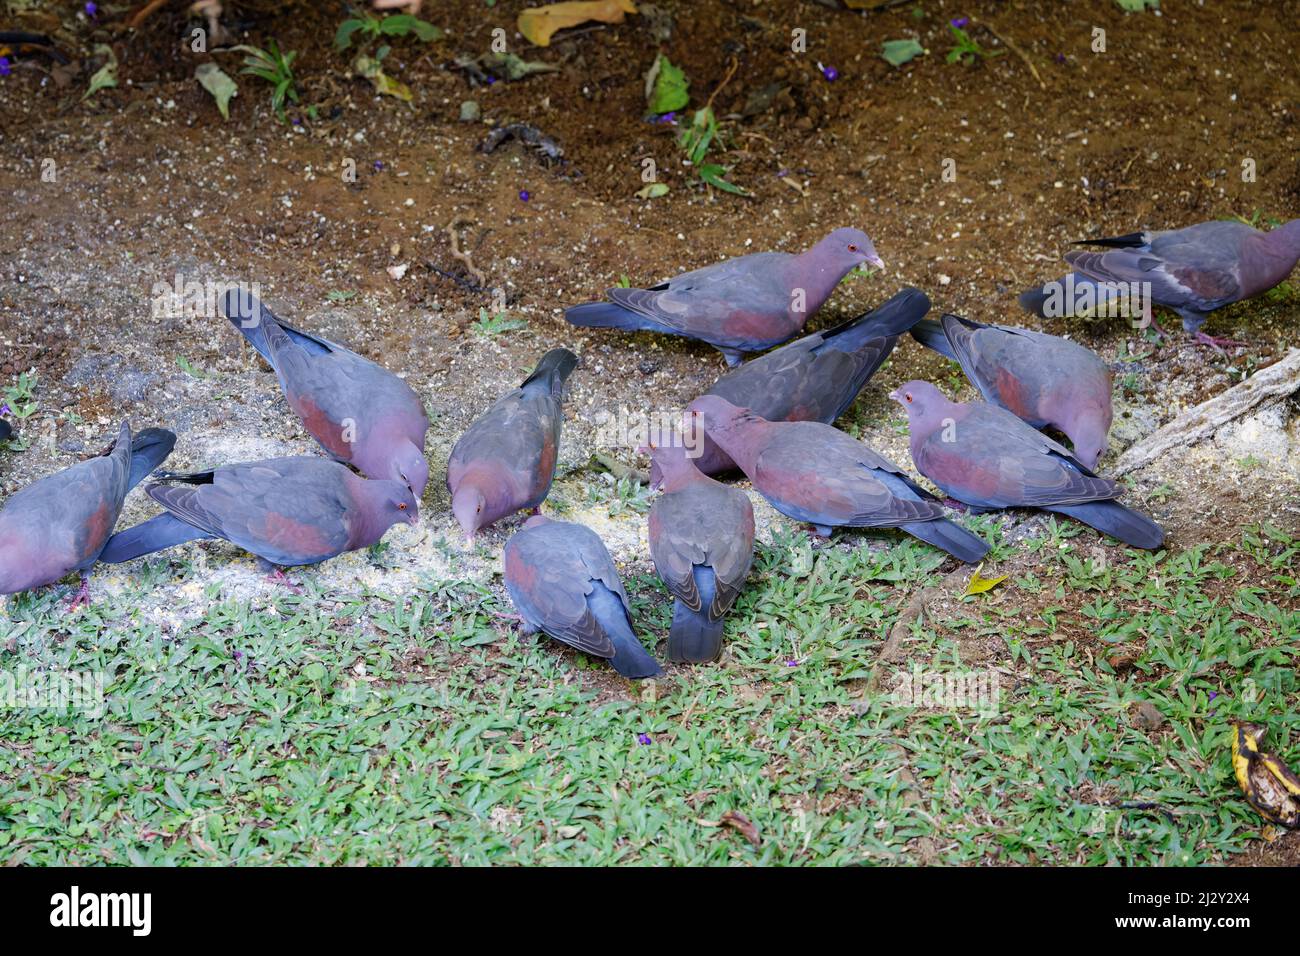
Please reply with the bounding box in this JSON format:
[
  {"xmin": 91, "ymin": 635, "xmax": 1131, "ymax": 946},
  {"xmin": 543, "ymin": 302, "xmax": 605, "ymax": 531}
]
[
  {"xmin": 1019, "ymin": 218, "xmax": 1300, "ymax": 348},
  {"xmin": 645, "ymin": 441, "xmax": 755, "ymax": 663},
  {"xmin": 0, "ymin": 422, "xmax": 176, "ymax": 604},
  {"xmin": 222, "ymin": 288, "xmax": 430, "ymax": 495},
  {"xmin": 890, "ymin": 380, "xmax": 1164, "ymax": 549},
  {"xmin": 99, "ymin": 456, "xmax": 418, "ymax": 569},
  {"xmin": 689, "ymin": 396, "xmax": 989, "ymax": 562},
  {"xmin": 448, "ymin": 348, "xmax": 578, "ymax": 541},
  {"xmin": 911, "ymin": 313, "xmax": 1113, "ymax": 469},
  {"xmin": 565, "ymin": 228, "xmax": 884, "ymax": 366},
  {"xmin": 652, "ymin": 286, "xmax": 931, "ymax": 486},
  {"xmin": 503, "ymin": 515, "xmax": 662, "ymax": 679}
]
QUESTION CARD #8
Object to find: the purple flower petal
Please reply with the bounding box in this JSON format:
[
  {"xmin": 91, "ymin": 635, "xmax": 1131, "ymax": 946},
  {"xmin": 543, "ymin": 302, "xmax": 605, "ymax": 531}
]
[
  {"xmin": 951, "ymin": 16, "xmax": 970, "ymax": 28},
  {"xmin": 636, "ymin": 733, "xmax": 652, "ymax": 746},
  {"xmin": 518, "ymin": 189, "xmax": 530, "ymax": 202},
  {"xmin": 85, "ymin": 1, "xmax": 98, "ymax": 16},
  {"xmin": 821, "ymin": 65, "xmax": 838, "ymax": 82},
  {"xmin": 0, "ymin": 58, "xmax": 10, "ymax": 78}
]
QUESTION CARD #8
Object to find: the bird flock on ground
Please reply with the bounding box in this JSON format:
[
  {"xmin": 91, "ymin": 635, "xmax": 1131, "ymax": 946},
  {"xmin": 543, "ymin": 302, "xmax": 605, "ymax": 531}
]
[{"xmin": 1, "ymin": 216, "xmax": 1297, "ymax": 679}]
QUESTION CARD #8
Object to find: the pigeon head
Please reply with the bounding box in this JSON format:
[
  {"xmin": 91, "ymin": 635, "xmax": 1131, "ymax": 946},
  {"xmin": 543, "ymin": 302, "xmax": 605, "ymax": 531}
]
[
  {"xmin": 889, "ymin": 381, "xmax": 954, "ymax": 438},
  {"xmin": 1063, "ymin": 409, "xmax": 1110, "ymax": 471},
  {"xmin": 451, "ymin": 484, "xmax": 487, "ymax": 543},
  {"xmin": 687, "ymin": 396, "xmax": 768, "ymax": 472},
  {"xmin": 373, "ymin": 480, "xmax": 419, "ymax": 529},
  {"xmin": 391, "ymin": 440, "xmax": 429, "ymax": 498},
  {"xmin": 814, "ymin": 227, "xmax": 885, "ymax": 272}
]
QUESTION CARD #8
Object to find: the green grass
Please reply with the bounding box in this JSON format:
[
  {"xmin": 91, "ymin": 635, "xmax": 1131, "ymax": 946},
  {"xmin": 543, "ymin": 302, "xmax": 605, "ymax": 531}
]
[{"xmin": 0, "ymin": 523, "xmax": 1296, "ymax": 865}]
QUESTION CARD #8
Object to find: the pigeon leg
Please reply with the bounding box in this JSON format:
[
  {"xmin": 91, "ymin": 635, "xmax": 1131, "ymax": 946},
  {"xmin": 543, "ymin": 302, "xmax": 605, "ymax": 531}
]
[
  {"xmin": 1193, "ymin": 330, "xmax": 1245, "ymax": 352},
  {"xmin": 64, "ymin": 573, "xmax": 91, "ymax": 611}
]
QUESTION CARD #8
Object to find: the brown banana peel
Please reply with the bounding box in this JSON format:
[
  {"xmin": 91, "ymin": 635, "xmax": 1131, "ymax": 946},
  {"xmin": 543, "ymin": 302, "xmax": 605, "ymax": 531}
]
[{"xmin": 1232, "ymin": 722, "xmax": 1300, "ymax": 829}]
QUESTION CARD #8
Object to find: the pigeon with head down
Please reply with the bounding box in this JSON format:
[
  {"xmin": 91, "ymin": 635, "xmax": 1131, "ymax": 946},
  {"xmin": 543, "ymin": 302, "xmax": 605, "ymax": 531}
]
[
  {"xmin": 890, "ymin": 380, "xmax": 1164, "ymax": 550},
  {"xmin": 689, "ymin": 396, "xmax": 989, "ymax": 562},
  {"xmin": 0, "ymin": 421, "xmax": 175, "ymax": 605},
  {"xmin": 645, "ymin": 441, "xmax": 755, "ymax": 663},
  {"xmin": 911, "ymin": 313, "xmax": 1113, "ymax": 469},
  {"xmin": 652, "ymin": 286, "xmax": 931, "ymax": 486},
  {"xmin": 222, "ymin": 289, "xmax": 430, "ymax": 496},
  {"xmin": 99, "ymin": 456, "xmax": 418, "ymax": 570},
  {"xmin": 1019, "ymin": 218, "xmax": 1300, "ymax": 349},
  {"xmin": 448, "ymin": 348, "xmax": 578, "ymax": 542},
  {"xmin": 566, "ymin": 228, "xmax": 884, "ymax": 366},
  {"xmin": 503, "ymin": 515, "xmax": 662, "ymax": 680}
]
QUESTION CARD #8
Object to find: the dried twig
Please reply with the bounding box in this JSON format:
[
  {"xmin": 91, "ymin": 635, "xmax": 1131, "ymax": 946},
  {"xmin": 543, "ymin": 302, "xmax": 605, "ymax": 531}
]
[
  {"xmin": 977, "ymin": 19, "xmax": 1046, "ymax": 91},
  {"xmin": 443, "ymin": 217, "xmax": 486, "ymax": 288}
]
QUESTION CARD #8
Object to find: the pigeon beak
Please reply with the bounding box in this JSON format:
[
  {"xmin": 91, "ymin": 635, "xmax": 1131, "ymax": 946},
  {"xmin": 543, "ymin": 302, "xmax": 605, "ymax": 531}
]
[
  {"xmin": 867, "ymin": 254, "xmax": 886, "ymax": 272},
  {"xmin": 887, "ymin": 389, "xmax": 902, "ymax": 404},
  {"xmin": 405, "ymin": 512, "xmax": 420, "ymax": 527}
]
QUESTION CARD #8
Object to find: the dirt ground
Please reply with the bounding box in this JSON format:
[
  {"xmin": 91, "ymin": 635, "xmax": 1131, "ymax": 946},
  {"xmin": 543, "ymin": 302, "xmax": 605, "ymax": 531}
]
[{"xmin": 1, "ymin": 0, "xmax": 1299, "ymax": 861}]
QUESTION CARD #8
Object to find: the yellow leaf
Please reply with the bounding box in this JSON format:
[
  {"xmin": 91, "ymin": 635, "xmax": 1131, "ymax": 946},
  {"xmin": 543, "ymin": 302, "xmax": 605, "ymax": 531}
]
[
  {"xmin": 518, "ymin": 0, "xmax": 638, "ymax": 48},
  {"xmin": 962, "ymin": 563, "xmax": 1007, "ymax": 597}
]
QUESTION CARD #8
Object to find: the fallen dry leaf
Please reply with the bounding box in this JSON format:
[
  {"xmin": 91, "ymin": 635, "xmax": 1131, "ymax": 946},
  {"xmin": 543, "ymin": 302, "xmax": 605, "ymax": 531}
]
[
  {"xmin": 719, "ymin": 810, "xmax": 761, "ymax": 848},
  {"xmin": 518, "ymin": 0, "xmax": 638, "ymax": 48}
]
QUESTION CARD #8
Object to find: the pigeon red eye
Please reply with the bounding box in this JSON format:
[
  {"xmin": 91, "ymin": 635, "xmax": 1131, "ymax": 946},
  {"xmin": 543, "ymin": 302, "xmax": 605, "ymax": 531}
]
[
  {"xmin": 905, "ymin": 394, "xmax": 913, "ymax": 403},
  {"xmin": 398, "ymin": 502, "xmax": 407, "ymax": 510},
  {"xmin": 848, "ymin": 244, "xmax": 858, "ymax": 252}
]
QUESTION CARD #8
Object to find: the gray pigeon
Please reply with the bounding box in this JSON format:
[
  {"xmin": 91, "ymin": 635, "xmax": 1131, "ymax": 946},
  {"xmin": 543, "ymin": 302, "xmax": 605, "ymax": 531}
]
[{"xmin": 1020, "ymin": 218, "xmax": 1300, "ymax": 348}]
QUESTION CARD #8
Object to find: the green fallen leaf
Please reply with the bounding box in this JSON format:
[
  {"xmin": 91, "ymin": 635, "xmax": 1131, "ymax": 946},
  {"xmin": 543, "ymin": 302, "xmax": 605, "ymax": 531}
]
[
  {"xmin": 1115, "ymin": 0, "xmax": 1158, "ymax": 10},
  {"xmin": 195, "ymin": 63, "xmax": 238, "ymax": 120},
  {"xmin": 635, "ymin": 182, "xmax": 670, "ymax": 199},
  {"xmin": 698, "ymin": 163, "xmax": 750, "ymax": 196},
  {"xmin": 645, "ymin": 53, "xmax": 688, "ymax": 114},
  {"xmin": 83, "ymin": 45, "xmax": 118, "ymax": 101},
  {"xmin": 481, "ymin": 51, "xmax": 559, "ymax": 81},
  {"xmin": 175, "ymin": 356, "xmax": 208, "ymax": 380},
  {"xmin": 352, "ymin": 54, "xmax": 413, "ymax": 101},
  {"xmin": 963, "ymin": 563, "xmax": 1008, "ymax": 597},
  {"xmin": 881, "ymin": 38, "xmax": 925, "ymax": 67},
  {"xmin": 378, "ymin": 14, "xmax": 443, "ymax": 40}
]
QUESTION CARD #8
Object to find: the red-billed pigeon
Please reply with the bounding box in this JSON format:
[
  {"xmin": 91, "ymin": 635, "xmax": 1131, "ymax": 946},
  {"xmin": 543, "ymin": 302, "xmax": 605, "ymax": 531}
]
[
  {"xmin": 645, "ymin": 442, "xmax": 755, "ymax": 663},
  {"xmin": 890, "ymin": 381, "xmax": 1164, "ymax": 549},
  {"xmin": 222, "ymin": 289, "xmax": 430, "ymax": 496},
  {"xmin": 448, "ymin": 348, "xmax": 578, "ymax": 542},
  {"xmin": 99, "ymin": 456, "xmax": 418, "ymax": 568},
  {"xmin": 503, "ymin": 514, "xmax": 662, "ymax": 679},
  {"xmin": 565, "ymin": 228, "xmax": 884, "ymax": 366},
  {"xmin": 0, "ymin": 422, "xmax": 176, "ymax": 603},
  {"xmin": 689, "ymin": 396, "xmax": 989, "ymax": 562},
  {"xmin": 1020, "ymin": 218, "xmax": 1300, "ymax": 348},
  {"xmin": 651, "ymin": 286, "xmax": 931, "ymax": 486},
  {"xmin": 911, "ymin": 313, "xmax": 1113, "ymax": 469}
]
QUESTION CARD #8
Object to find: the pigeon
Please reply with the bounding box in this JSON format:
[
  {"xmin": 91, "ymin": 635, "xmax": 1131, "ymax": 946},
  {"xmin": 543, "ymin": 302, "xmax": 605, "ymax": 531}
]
[
  {"xmin": 565, "ymin": 228, "xmax": 884, "ymax": 366},
  {"xmin": 99, "ymin": 456, "xmax": 418, "ymax": 569},
  {"xmin": 652, "ymin": 286, "xmax": 931, "ymax": 486},
  {"xmin": 689, "ymin": 396, "xmax": 989, "ymax": 562},
  {"xmin": 1019, "ymin": 218, "xmax": 1300, "ymax": 348},
  {"xmin": 503, "ymin": 515, "xmax": 662, "ymax": 679},
  {"xmin": 0, "ymin": 420, "xmax": 11, "ymax": 443},
  {"xmin": 0, "ymin": 422, "xmax": 176, "ymax": 603},
  {"xmin": 910, "ymin": 313, "xmax": 1113, "ymax": 469},
  {"xmin": 222, "ymin": 288, "xmax": 430, "ymax": 496},
  {"xmin": 890, "ymin": 381, "xmax": 1164, "ymax": 550},
  {"xmin": 448, "ymin": 348, "xmax": 578, "ymax": 541},
  {"xmin": 645, "ymin": 441, "xmax": 755, "ymax": 663}
]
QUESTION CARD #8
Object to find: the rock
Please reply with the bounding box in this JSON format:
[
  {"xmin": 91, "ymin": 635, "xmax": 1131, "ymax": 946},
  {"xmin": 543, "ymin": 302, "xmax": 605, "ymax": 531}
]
[{"xmin": 459, "ymin": 100, "xmax": 480, "ymax": 123}]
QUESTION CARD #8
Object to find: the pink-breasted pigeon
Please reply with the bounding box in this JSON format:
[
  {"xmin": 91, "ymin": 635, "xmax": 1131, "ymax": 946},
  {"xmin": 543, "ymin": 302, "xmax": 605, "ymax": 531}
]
[
  {"xmin": 650, "ymin": 286, "xmax": 931, "ymax": 487},
  {"xmin": 565, "ymin": 228, "xmax": 884, "ymax": 366},
  {"xmin": 911, "ymin": 313, "xmax": 1113, "ymax": 469},
  {"xmin": 890, "ymin": 381, "xmax": 1164, "ymax": 550},
  {"xmin": 448, "ymin": 348, "xmax": 578, "ymax": 541},
  {"xmin": 99, "ymin": 456, "xmax": 418, "ymax": 568},
  {"xmin": 1019, "ymin": 218, "xmax": 1300, "ymax": 348},
  {"xmin": 645, "ymin": 442, "xmax": 755, "ymax": 663},
  {"xmin": 0, "ymin": 422, "xmax": 176, "ymax": 603},
  {"xmin": 222, "ymin": 289, "xmax": 430, "ymax": 496},
  {"xmin": 689, "ymin": 396, "xmax": 989, "ymax": 562},
  {"xmin": 503, "ymin": 514, "xmax": 662, "ymax": 679}
]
